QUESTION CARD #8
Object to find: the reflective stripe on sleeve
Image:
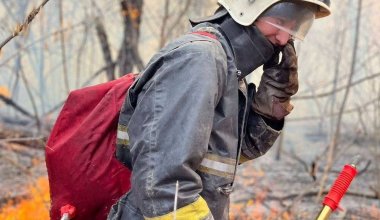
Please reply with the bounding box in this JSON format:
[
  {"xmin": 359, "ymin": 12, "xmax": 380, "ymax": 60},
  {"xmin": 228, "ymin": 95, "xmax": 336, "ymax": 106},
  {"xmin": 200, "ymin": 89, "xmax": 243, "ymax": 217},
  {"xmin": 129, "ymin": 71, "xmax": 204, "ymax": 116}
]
[{"xmin": 198, "ymin": 153, "xmax": 236, "ymax": 180}]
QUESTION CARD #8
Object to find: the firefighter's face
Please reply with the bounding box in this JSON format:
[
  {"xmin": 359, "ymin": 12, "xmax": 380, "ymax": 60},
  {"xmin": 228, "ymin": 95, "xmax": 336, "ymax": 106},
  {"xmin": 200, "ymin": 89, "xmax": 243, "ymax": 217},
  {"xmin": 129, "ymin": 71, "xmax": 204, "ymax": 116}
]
[{"xmin": 255, "ymin": 17, "xmax": 295, "ymax": 46}]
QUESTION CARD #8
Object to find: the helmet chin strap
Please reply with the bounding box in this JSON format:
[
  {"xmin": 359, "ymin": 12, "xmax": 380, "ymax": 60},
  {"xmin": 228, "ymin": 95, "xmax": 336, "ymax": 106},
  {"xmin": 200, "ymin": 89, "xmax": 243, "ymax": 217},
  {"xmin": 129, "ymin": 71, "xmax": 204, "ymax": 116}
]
[{"xmin": 218, "ymin": 16, "xmax": 275, "ymax": 79}]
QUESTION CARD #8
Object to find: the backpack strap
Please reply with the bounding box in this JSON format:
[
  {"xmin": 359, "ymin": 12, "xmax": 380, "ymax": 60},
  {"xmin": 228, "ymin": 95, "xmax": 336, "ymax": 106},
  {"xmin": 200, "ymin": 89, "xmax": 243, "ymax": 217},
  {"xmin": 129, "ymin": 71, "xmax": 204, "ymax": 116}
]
[
  {"xmin": 192, "ymin": 31, "xmax": 217, "ymax": 40},
  {"xmin": 191, "ymin": 26, "xmax": 219, "ymax": 40}
]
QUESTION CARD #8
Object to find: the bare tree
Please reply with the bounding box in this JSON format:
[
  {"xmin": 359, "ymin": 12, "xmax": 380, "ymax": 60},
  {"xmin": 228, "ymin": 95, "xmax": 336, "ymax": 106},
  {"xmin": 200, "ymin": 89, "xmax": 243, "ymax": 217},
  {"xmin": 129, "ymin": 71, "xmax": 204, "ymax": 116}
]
[
  {"xmin": 118, "ymin": 0, "xmax": 144, "ymax": 76},
  {"xmin": 95, "ymin": 17, "xmax": 115, "ymax": 81},
  {"xmin": 158, "ymin": 0, "xmax": 191, "ymax": 48}
]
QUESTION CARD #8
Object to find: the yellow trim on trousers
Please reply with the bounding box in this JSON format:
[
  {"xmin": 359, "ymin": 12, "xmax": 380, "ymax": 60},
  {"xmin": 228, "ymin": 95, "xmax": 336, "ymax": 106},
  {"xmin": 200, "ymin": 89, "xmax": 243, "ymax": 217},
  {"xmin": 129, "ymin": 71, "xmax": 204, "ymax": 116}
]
[{"xmin": 144, "ymin": 196, "xmax": 212, "ymax": 220}]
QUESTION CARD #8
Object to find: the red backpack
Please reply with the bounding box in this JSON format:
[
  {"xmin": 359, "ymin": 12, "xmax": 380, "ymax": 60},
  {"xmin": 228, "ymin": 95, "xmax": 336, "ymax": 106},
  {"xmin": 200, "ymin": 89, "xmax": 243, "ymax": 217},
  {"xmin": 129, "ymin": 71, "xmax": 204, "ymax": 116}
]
[
  {"xmin": 45, "ymin": 74, "xmax": 136, "ymax": 220},
  {"xmin": 46, "ymin": 31, "xmax": 218, "ymax": 220}
]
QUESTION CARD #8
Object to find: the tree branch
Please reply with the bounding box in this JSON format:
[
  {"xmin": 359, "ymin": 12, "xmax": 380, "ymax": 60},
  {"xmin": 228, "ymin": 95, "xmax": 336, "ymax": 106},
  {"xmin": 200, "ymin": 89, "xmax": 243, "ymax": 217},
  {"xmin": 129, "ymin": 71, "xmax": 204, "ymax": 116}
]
[
  {"xmin": 294, "ymin": 72, "xmax": 380, "ymax": 100},
  {"xmin": 0, "ymin": 0, "xmax": 51, "ymax": 52},
  {"xmin": 118, "ymin": 0, "xmax": 144, "ymax": 76},
  {"xmin": 58, "ymin": 0, "xmax": 70, "ymax": 93},
  {"xmin": 95, "ymin": 18, "xmax": 115, "ymax": 81},
  {"xmin": 159, "ymin": 0, "xmax": 170, "ymax": 48},
  {"xmin": 0, "ymin": 94, "xmax": 34, "ymax": 118},
  {"xmin": 164, "ymin": 0, "xmax": 191, "ymax": 41},
  {"xmin": 42, "ymin": 62, "xmax": 116, "ymax": 116},
  {"xmin": 288, "ymin": 96, "xmax": 379, "ymax": 122}
]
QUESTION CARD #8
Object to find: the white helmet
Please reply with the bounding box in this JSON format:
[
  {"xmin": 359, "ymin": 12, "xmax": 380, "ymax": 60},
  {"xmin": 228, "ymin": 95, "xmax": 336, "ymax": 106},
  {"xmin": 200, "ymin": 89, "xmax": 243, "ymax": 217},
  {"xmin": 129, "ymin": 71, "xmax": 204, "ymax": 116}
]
[{"xmin": 218, "ymin": 0, "xmax": 331, "ymax": 40}]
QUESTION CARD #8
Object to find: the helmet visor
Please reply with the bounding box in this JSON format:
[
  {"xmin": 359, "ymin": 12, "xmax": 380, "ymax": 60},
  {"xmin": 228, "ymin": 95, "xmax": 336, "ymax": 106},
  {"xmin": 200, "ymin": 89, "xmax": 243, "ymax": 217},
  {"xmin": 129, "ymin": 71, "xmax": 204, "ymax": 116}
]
[{"xmin": 258, "ymin": 2, "xmax": 317, "ymax": 40}]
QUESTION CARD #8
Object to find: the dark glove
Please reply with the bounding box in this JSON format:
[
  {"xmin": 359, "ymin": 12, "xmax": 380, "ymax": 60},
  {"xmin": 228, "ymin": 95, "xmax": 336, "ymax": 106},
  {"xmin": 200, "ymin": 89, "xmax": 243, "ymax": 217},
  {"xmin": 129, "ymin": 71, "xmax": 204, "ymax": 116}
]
[{"xmin": 253, "ymin": 42, "xmax": 299, "ymax": 121}]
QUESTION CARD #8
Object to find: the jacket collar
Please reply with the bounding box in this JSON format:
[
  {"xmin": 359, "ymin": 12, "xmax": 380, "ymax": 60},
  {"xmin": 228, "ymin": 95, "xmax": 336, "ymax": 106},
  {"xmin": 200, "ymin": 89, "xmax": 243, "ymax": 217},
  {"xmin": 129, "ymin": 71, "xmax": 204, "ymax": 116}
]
[{"xmin": 218, "ymin": 17, "xmax": 274, "ymax": 79}]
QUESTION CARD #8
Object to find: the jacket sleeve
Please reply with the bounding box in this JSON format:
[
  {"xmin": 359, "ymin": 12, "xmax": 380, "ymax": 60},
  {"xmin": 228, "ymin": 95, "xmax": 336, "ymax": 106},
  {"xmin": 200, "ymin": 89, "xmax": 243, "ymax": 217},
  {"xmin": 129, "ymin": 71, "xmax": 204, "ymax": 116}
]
[
  {"xmin": 239, "ymin": 83, "xmax": 283, "ymax": 163},
  {"xmin": 127, "ymin": 39, "xmax": 226, "ymax": 219}
]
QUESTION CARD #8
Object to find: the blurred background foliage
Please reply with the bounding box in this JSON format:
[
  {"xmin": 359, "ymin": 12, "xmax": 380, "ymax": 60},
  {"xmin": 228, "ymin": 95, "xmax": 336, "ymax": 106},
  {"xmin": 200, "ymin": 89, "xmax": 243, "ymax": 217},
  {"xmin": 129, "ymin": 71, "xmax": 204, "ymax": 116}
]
[{"xmin": 0, "ymin": 0, "xmax": 379, "ymax": 219}]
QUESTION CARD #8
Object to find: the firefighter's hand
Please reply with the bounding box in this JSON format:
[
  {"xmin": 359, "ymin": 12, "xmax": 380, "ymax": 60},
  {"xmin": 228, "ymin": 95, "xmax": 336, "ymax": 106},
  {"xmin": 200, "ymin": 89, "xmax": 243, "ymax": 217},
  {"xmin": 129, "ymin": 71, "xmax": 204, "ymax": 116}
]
[{"xmin": 253, "ymin": 42, "xmax": 298, "ymax": 121}]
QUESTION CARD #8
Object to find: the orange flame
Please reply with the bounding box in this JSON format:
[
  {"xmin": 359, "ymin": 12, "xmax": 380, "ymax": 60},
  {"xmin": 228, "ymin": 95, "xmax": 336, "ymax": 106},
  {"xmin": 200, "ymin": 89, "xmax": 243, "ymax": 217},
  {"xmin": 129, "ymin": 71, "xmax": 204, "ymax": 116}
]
[{"xmin": 0, "ymin": 177, "xmax": 50, "ymax": 220}]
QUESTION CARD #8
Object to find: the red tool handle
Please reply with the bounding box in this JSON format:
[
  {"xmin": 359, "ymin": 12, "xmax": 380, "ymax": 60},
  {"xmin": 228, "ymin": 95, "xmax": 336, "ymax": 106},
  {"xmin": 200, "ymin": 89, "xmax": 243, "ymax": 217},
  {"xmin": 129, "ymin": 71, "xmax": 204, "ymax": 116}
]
[
  {"xmin": 60, "ymin": 204, "xmax": 76, "ymax": 219},
  {"xmin": 323, "ymin": 164, "xmax": 357, "ymax": 211}
]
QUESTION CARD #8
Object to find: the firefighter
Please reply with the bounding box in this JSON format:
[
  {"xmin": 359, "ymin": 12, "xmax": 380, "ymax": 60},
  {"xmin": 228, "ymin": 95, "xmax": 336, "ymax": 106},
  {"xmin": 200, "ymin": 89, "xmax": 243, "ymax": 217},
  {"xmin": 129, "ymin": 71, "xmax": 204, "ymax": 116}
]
[{"xmin": 109, "ymin": 0, "xmax": 331, "ymax": 219}]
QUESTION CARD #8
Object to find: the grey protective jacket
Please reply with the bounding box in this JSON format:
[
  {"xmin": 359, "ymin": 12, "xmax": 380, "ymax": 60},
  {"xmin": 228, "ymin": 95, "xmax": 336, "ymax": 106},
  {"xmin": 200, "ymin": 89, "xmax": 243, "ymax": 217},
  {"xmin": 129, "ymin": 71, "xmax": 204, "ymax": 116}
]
[{"xmin": 108, "ymin": 22, "xmax": 282, "ymax": 220}]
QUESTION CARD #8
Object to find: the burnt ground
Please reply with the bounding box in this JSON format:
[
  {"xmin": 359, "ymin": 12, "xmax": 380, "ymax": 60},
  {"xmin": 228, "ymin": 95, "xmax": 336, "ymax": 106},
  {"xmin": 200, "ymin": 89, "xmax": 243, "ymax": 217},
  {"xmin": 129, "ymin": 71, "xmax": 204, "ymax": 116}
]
[
  {"xmin": 0, "ymin": 124, "xmax": 379, "ymax": 219},
  {"xmin": 231, "ymin": 137, "xmax": 380, "ymax": 220},
  {"xmin": 0, "ymin": 124, "xmax": 47, "ymax": 206}
]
